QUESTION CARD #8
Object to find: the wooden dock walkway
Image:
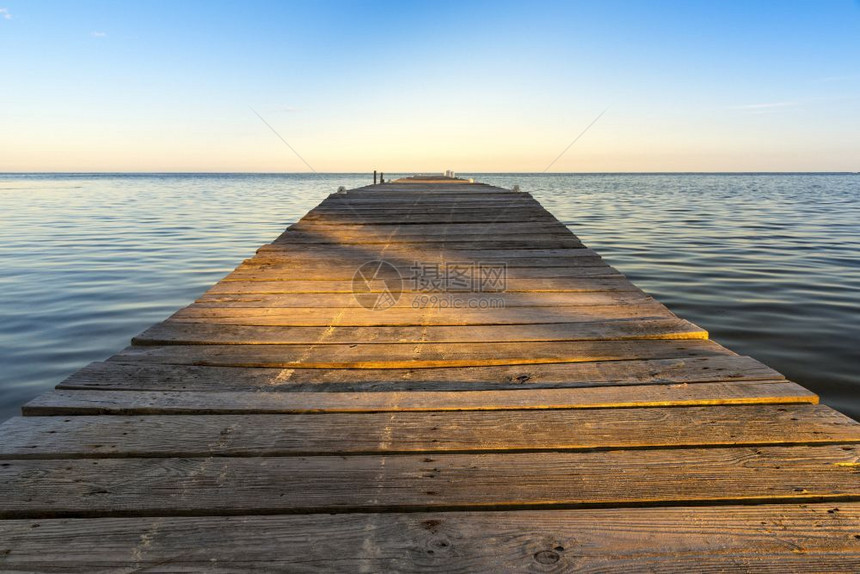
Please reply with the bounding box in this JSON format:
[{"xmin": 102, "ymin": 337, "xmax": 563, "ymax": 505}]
[{"xmin": 2, "ymin": 177, "xmax": 859, "ymax": 570}]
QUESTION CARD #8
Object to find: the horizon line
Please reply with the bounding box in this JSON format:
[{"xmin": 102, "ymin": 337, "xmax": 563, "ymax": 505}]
[{"xmin": 1, "ymin": 171, "xmax": 858, "ymax": 176}]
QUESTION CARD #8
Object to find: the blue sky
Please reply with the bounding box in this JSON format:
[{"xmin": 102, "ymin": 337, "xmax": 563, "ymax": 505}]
[{"xmin": 1, "ymin": 0, "xmax": 858, "ymax": 172}]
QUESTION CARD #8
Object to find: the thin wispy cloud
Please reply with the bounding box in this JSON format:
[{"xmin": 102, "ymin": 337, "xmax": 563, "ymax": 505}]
[
  {"xmin": 91, "ymin": 31, "xmax": 107, "ymax": 38},
  {"xmin": 0, "ymin": 8, "xmax": 12, "ymax": 20},
  {"xmin": 730, "ymin": 101, "xmax": 799, "ymax": 111}
]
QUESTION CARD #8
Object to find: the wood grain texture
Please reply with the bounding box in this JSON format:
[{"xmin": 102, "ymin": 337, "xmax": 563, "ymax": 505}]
[
  {"xmin": 276, "ymin": 227, "xmax": 572, "ymax": 236},
  {"xmin": 242, "ymin": 257, "xmax": 605, "ymax": 271},
  {"xmin": 248, "ymin": 264, "xmax": 593, "ymax": 279},
  {"xmin": 194, "ymin": 290, "xmax": 650, "ymax": 308},
  {"xmin": 222, "ymin": 265, "xmax": 624, "ymax": 281},
  {"xmin": 251, "ymin": 247, "xmax": 599, "ymax": 259},
  {"xmin": 277, "ymin": 226, "xmax": 574, "ymax": 237},
  {"xmin": 167, "ymin": 302, "xmax": 676, "ymax": 327},
  {"xmin": 306, "ymin": 208, "xmax": 552, "ymax": 216},
  {"xmin": 132, "ymin": 318, "xmax": 707, "ymax": 346},
  {"xmin": 3, "ymin": 404, "xmax": 857, "ymax": 459},
  {"xmin": 277, "ymin": 218, "xmax": 572, "ymax": 229},
  {"xmin": 205, "ymin": 276, "xmax": 641, "ymax": 294},
  {"xmin": 274, "ymin": 237, "xmax": 582, "ymax": 249},
  {"xmin": 296, "ymin": 214, "xmax": 561, "ymax": 224},
  {"xmin": 2, "ymin": 505, "xmax": 859, "ymax": 572},
  {"xmin": 1, "ymin": 445, "xmax": 859, "ymax": 518},
  {"xmin": 21, "ymin": 382, "xmax": 815, "ymax": 416},
  {"xmin": 106, "ymin": 339, "xmax": 734, "ymax": 369},
  {"xmin": 275, "ymin": 239, "xmax": 585, "ymax": 250},
  {"xmin": 58, "ymin": 354, "xmax": 784, "ymax": 392},
  {"xmin": 278, "ymin": 225, "xmax": 575, "ymax": 241}
]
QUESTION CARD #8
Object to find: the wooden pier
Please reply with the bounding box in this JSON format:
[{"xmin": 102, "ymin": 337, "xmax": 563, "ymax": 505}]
[{"xmin": 1, "ymin": 177, "xmax": 859, "ymax": 570}]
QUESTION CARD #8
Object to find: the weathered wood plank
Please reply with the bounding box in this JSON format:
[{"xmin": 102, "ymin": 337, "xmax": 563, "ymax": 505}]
[
  {"xmin": 317, "ymin": 199, "xmax": 540, "ymax": 207},
  {"xmin": 281, "ymin": 221, "xmax": 573, "ymax": 236},
  {"xmin": 132, "ymin": 318, "xmax": 707, "ymax": 346},
  {"xmin": 205, "ymin": 277, "xmax": 640, "ymax": 294},
  {"xmin": 314, "ymin": 196, "xmax": 535, "ymax": 205},
  {"xmin": 169, "ymin": 301, "xmax": 675, "ymax": 326},
  {"xmin": 285, "ymin": 219, "xmax": 570, "ymax": 230},
  {"xmin": 272, "ymin": 240, "xmax": 586, "ymax": 250},
  {"xmin": 220, "ymin": 266, "xmax": 625, "ymax": 281},
  {"xmin": 316, "ymin": 190, "xmax": 528, "ymax": 198},
  {"xmin": 318, "ymin": 198, "xmax": 538, "ymax": 204},
  {"xmin": 337, "ymin": 192, "xmax": 516, "ymax": 197},
  {"xmin": 317, "ymin": 193, "xmax": 534, "ymax": 201},
  {"xmin": 233, "ymin": 258, "xmax": 609, "ymax": 274},
  {"xmin": 313, "ymin": 197, "xmax": 539, "ymax": 205},
  {"xmin": 252, "ymin": 247, "xmax": 599, "ymax": 259},
  {"xmin": 107, "ymin": 339, "xmax": 733, "ymax": 369},
  {"xmin": 21, "ymin": 382, "xmax": 815, "ymax": 416},
  {"xmin": 298, "ymin": 212, "xmax": 559, "ymax": 220},
  {"xmin": 324, "ymin": 194, "xmax": 523, "ymax": 198},
  {"xmin": 58, "ymin": 355, "xmax": 784, "ymax": 392},
  {"xmin": 285, "ymin": 219, "xmax": 569, "ymax": 228},
  {"xmin": 274, "ymin": 236, "xmax": 581, "ymax": 248},
  {"xmin": 2, "ymin": 404, "xmax": 856, "ymax": 459},
  {"xmin": 194, "ymin": 291, "xmax": 650, "ymax": 308},
  {"xmin": 275, "ymin": 237, "xmax": 581, "ymax": 249},
  {"xmin": 279, "ymin": 228, "xmax": 571, "ymax": 239},
  {"xmin": 330, "ymin": 185, "xmax": 513, "ymax": 191},
  {"xmin": 168, "ymin": 302, "xmax": 675, "ymax": 327},
  {"xmin": 296, "ymin": 214, "xmax": 561, "ymax": 224},
  {"xmin": 311, "ymin": 200, "xmax": 541, "ymax": 207},
  {"xmin": 303, "ymin": 201, "xmax": 549, "ymax": 209},
  {"xmin": 2, "ymin": 505, "xmax": 859, "ymax": 572},
  {"xmin": 310, "ymin": 195, "xmax": 533, "ymax": 203},
  {"xmin": 242, "ymin": 259, "xmax": 608, "ymax": 273},
  {"xmin": 336, "ymin": 193, "xmax": 507, "ymax": 198},
  {"xmin": 306, "ymin": 207, "xmax": 553, "ymax": 216},
  {"xmin": 1, "ymin": 445, "xmax": 858, "ymax": 518}
]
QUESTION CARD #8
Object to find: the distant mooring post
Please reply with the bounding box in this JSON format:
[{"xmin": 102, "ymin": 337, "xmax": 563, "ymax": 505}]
[
  {"xmin": 380, "ymin": 172, "xmax": 384, "ymax": 183},
  {"xmin": 373, "ymin": 170, "xmax": 377, "ymax": 185}
]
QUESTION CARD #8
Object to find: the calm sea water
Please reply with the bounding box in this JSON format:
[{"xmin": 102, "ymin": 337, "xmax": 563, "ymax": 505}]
[{"xmin": 1, "ymin": 173, "xmax": 858, "ymax": 422}]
